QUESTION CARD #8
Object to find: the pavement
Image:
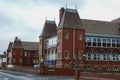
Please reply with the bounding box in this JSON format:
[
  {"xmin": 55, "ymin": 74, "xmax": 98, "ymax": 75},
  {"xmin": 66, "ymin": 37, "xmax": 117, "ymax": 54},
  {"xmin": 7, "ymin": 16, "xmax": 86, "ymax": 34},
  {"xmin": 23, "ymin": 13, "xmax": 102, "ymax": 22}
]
[{"xmin": 0, "ymin": 69, "xmax": 75, "ymax": 80}]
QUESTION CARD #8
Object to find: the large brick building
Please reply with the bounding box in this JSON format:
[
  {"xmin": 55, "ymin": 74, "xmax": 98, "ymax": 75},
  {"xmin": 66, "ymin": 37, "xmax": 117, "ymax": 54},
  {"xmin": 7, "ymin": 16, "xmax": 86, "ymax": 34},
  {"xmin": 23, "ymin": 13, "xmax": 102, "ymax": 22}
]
[
  {"xmin": 7, "ymin": 37, "xmax": 39, "ymax": 67},
  {"xmin": 39, "ymin": 7, "xmax": 120, "ymax": 75}
]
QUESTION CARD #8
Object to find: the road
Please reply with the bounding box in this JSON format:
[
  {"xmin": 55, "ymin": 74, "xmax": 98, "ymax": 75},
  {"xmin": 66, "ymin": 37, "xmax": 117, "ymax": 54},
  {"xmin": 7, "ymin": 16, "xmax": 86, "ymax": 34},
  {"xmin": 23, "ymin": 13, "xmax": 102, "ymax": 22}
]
[{"xmin": 0, "ymin": 70, "xmax": 75, "ymax": 80}]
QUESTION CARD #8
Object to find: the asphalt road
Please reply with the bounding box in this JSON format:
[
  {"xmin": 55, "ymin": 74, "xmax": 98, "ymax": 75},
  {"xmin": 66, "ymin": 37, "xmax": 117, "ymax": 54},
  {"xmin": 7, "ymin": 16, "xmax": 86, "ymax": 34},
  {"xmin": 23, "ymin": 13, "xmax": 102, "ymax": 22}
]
[{"xmin": 0, "ymin": 70, "xmax": 75, "ymax": 80}]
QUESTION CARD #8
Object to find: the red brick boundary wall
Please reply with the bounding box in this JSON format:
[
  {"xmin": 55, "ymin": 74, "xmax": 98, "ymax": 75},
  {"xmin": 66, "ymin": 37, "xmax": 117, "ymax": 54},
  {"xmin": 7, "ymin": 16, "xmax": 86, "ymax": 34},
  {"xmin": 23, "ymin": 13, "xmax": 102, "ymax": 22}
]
[
  {"xmin": 14, "ymin": 66, "xmax": 39, "ymax": 75},
  {"xmin": 79, "ymin": 72, "xmax": 120, "ymax": 80},
  {"xmin": 11, "ymin": 66, "xmax": 120, "ymax": 80},
  {"xmin": 42, "ymin": 67, "xmax": 74, "ymax": 75}
]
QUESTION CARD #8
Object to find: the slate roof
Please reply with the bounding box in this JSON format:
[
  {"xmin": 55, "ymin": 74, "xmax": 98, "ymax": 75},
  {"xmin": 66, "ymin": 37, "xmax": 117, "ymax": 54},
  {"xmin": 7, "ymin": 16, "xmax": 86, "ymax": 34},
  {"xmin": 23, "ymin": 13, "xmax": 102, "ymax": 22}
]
[
  {"xmin": 81, "ymin": 19, "xmax": 120, "ymax": 36},
  {"xmin": 12, "ymin": 37, "xmax": 23, "ymax": 48},
  {"xmin": 7, "ymin": 42, "xmax": 13, "ymax": 51},
  {"xmin": 22, "ymin": 41, "xmax": 39, "ymax": 51},
  {"xmin": 40, "ymin": 20, "xmax": 57, "ymax": 37},
  {"xmin": 58, "ymin": 8, "xmax": 82, "ymax": 29},
  {"xmin": 111, "ymin": 18, "xmax": 120, "ymax": 23},
  {"xmin": 12, "ymin": 37, "xmax": 39, "ymax": 51},
  {"xmin": 57, "ymin": 8, "xmax": 120, "ymax": 36}
]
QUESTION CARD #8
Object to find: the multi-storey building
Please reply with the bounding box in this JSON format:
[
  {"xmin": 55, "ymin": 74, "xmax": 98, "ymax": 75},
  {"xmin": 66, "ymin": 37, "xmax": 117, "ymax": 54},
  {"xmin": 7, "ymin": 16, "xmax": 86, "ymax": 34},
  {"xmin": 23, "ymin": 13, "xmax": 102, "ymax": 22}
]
[
  {"xmin": 7, "ymin": 37, "xmax": 39, "ymax": 67},
  {"xmin": 39, "ymin": 7, "xmax": 120, "ymax": 75}
]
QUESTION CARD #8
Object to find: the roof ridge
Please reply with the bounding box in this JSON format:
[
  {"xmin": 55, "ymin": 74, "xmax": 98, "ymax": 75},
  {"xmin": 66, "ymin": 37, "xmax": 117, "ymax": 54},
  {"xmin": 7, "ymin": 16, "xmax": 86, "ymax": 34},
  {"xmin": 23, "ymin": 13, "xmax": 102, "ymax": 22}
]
[
  {"xmin": 81, "ymin": 18, "xmax": 111, "ymax": 23},
  {"xmin": 22, "ymin": 41, "xmax": 39, "ymax": 43},
  {"xmin": 45, "ymin": 20, "xmax": 56, "ymax": 24},
  {"xmin": 65, "ymin": 8, "xmax": 77, "ymax": 13}
]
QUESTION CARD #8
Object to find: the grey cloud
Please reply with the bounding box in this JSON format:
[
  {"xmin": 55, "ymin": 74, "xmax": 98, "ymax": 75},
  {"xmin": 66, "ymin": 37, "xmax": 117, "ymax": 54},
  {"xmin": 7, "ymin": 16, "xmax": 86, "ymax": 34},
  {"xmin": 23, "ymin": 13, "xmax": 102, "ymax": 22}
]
[
  {"xmin": 39, "ymin": 0, "xmax": 87, "ymax": 9},
  {"xmin": 0, "ymin": 12, "xmax": 39, "ymax": 53},
  {"xmin": 2, "ymin": 0, "xmax": 87, "ymax": 9},
  {"xmin": 0, "ymin": 13, "xmax": 13, "ymax": 27},
  {"xmin": 1, "ymin": 0, "xmax": 43, "ymax": 8}
]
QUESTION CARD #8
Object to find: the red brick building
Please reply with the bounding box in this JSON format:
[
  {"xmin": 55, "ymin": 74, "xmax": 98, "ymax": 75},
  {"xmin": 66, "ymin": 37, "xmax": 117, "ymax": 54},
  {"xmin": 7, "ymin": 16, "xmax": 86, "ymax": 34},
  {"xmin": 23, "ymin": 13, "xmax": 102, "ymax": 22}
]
[
  {"xmin": 0, "ymin": 52, "xmax": 7, "ymax": 68},
  {"xmin": 7, "ymin": 37, "xmax": 39, "ymax": 67},
  {"xmin": 39, "ymin": 7, "xmax": 120, "ymax": 75}
]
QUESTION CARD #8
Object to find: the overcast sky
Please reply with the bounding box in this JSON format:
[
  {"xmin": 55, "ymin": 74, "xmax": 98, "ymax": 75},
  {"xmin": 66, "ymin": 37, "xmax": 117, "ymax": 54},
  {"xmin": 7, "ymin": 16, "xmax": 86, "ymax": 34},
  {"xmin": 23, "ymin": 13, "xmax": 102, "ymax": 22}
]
[{"xmin": 0, "ymin": 0, "xmax": 120, "ymax": 54}]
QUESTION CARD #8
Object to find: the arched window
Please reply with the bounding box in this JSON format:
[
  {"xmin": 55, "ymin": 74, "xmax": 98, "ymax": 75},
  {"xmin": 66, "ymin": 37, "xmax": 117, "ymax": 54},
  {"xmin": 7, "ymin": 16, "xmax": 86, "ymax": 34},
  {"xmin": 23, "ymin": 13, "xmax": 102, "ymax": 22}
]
[
  {"xmin": 86, "ymin": 49, "xmax": 92, "ymax": 60},
  {"xmin": 93, "ymin": 49, "xmax": 100, "ymax": 60},
  {"xmin": 112, "ymin": 50, "xmax": 119, "ymax": 61},
  {"xmin": 103, "ymin": 50, "xmax": 110, "ymax": 61}
]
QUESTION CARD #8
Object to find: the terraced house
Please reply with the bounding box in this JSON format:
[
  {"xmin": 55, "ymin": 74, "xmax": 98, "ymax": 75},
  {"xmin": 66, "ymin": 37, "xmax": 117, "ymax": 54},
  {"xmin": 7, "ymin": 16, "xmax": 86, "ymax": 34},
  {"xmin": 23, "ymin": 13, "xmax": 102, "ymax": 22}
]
[
  {"xmin": 7, "ymin": 37, "xmax": 39, "ymax": 67},
  {"xmin": 39, "ymin": 7, "xmax": 120, "ymax": 75}
]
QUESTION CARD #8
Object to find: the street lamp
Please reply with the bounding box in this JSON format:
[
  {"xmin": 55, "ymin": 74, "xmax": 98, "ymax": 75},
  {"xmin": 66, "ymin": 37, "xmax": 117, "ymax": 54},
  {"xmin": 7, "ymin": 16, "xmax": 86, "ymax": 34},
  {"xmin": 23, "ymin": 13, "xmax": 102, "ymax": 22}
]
[
  {"xmin": 39, "ymin": 58, "xmax": 44, "ymax": 74},
  {"xmin": 80, "ymin": 54, "xmax": 86, "ymax": 70},
  {"xmin": 70, "ymin": 54, "xmax": 86, "ymax": 80}
]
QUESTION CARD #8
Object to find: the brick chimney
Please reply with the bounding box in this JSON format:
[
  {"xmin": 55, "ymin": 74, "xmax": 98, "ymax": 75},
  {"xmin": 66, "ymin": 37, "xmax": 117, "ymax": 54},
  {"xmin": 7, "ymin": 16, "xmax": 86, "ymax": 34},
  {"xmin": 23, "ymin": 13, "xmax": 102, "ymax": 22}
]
[{"xmin": 59, "ymin": 7, "xmax": 65, "ymax": 22}]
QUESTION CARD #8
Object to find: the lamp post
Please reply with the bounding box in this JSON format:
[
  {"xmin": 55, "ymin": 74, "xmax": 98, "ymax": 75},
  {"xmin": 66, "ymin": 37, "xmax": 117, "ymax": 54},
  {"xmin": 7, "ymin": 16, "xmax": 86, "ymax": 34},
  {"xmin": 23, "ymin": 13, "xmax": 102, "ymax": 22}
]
[
  {"xmin": 70, "ymin": 54, "xmax": 86, "ymax": 80},
  {"xmin": 39, "ymin": 58, "xmax": 44, "ymax": 74},
  {"xmin": 73, "ymin": 54, "xmax": 79, "ymax": 80},
  {"xmin": 81, "ymin": 54, "xmax": 86, "ymax": 70}
]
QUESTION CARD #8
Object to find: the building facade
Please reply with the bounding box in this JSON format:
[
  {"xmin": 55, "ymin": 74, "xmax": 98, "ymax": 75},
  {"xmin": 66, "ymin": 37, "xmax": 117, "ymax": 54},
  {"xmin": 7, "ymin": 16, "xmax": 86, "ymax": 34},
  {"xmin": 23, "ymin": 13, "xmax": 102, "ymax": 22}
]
[
  {"xmin": 39, "ymin": 7, "xmax": 120, "ymax": 75},
  {"xmin": 0, "ymin": 52, "xmax": 7, "ymax": 68},
  {"xmin": 7, "ymin": 37, "xmax": 39, "ymax": 67}
]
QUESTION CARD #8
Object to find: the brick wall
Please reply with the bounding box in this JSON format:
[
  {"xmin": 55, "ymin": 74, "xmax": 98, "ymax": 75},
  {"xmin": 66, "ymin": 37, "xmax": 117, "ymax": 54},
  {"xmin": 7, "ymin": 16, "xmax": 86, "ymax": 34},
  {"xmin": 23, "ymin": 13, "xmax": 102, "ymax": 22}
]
[{"xmin": 79, "ymin": 71, "xmax": 120, "ymax": 80}]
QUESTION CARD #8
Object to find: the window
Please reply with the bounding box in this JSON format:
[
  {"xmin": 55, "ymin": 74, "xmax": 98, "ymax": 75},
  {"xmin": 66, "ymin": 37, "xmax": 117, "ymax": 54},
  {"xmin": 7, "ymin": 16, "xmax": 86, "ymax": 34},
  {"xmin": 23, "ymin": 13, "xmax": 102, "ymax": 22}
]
[
  {"xmin": 20, "ymin": 58, "xmax": 22, "ymax": 63},
  {"xmin": 57, "ymin": 51, "xmax": 62, "ymax": 59},
  {"xmin": 13, "ymin": 51, "xmax": 16, "ymax": 55},
  {"xmin": 86, "ymin": 49, "xmax": 92, "ymax": 60},
  {"xmin": 93, "ymin": 50, "xmax": 100, "ymax": 60},
  {"xmin": 86, "ymin": 53, "xmax": 91, "ymax": 60},
  {"xmin": 112, "ymin": 54, "xmax": 119, "ymax": 61},
  {"xmin": 97, "ymin": 37, "xmax": 101, "ymax": 43},
  {"xmin": 24, "ymin": 51, "xmax": 30, "ymax": 57},
  {"xmin": 112, "ymin": 39, "xmax": 116, "ymax": 47},
  {"xmin": 58, "ymin": 31, "xmax": 62, "ymax": 40},
  {"xmin": 116, "ymin": 39, "xmax": 120, "ymax": 47},
  {"xmin": 103, "ymin": 38, "xmax": 106, "ymax": 43},
  {"xmin": 78, "ymin": 51, "xmax": 83, "ymax": 60},
  {"xmin": 86, "ymin": 37, "xmax": 91, "ymax": 42},
  {"xmin": 65, "ymin": 32, "xmax": 69, "ymax": 39},
  {"xmin": 112, "ymin": 50, "xmax": 119, "ymax": 61},
  {"xmin": 93, "ymin": 37, "xmax": 97, "ymax": 46},
  {"xmin": 107, "ymin": 38, "xmax": 111, "ymax": 47},
  {"xmin": 64, "ymin": 50, "xmax": 69, "ymax": 59},
  {"xmin": 102, "ymin": 38, "xmax": 107, "ymax": 47},
  {"xmin": 93, "ymin": 37, "xmax": 97, "ymax": 42},
  {"xmin": 78, "ymin": 32, "xmax": 83, "ymax": 40},
  {"xmin": 86, "ymin": 37, "xmax": 92, "ymax": 46},
  {"xmin": 24, "ymin": 58, "xmax": 30, "ymax": 64},
  {"xmin": 103, "ymin": 51, "xmax": 110, "ymax": 61},
  {"xmin": 97, "ymin": 37, "xmax": 101, "ymax": 46},
  {"xmin": 58, "ymin": 32, "xmax": 60, "ymax": 40}
]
